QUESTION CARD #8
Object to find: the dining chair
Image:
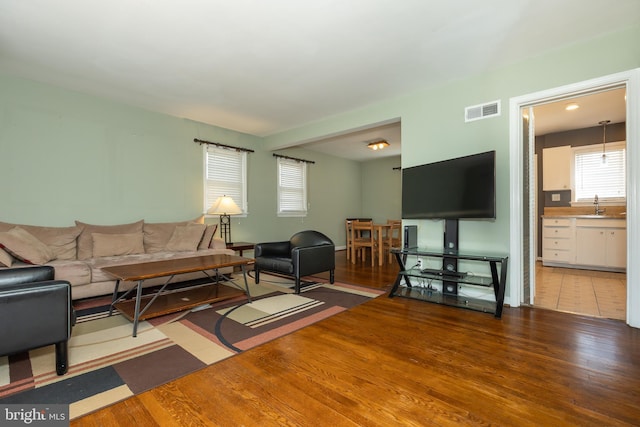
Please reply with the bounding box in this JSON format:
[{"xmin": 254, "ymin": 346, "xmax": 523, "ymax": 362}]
[
  {"xmin": 351, "ymin": 220, "xmax": 376, "ymax": 266},
  {"xmin": 384, "ymin": 220, "xmax": 402, "ymax": 263},
  {"xmin": 345, "ymin": 219, "xmax": 353, "ymax": 261}
]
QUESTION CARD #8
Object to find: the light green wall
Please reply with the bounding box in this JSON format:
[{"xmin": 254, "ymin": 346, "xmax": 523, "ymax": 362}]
[
  {"xmin": 0, "ymin": 74, "xmax": 365, "ymax": 246},
  {"xmin": 361, "ymin": 156, "xmax": 401, "ymax": 223},
  {"xmin": 266, "ymin": 24, "xmax": 640, "ymax": 296}
]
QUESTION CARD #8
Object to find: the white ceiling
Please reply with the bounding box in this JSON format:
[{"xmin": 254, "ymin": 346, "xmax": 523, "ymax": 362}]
[
  {"xmin": 532, "ymin": 88, "xmax": 627, "ymax": 136},
  {"xmin": 297, "ymin": 120, "xmax": 402, "ymax": 161},
  {"xmin": 0, "ymin": 1, "xmax": 638, "ymax": 161}
]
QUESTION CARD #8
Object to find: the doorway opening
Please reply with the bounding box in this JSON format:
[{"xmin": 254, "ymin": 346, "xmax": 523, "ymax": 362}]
[
  {"xmin": 530, "ymin": 88, "xmax": 627, "ymax": 319},
  {"xmin": 508, "ymin": 69, "xmax": 640, "ymax": 328}
]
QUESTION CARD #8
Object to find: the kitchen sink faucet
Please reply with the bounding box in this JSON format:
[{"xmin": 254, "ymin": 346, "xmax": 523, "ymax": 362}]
[{"xmin": 594, "ymin": 194, "xmax": 606, "ymax": 215}]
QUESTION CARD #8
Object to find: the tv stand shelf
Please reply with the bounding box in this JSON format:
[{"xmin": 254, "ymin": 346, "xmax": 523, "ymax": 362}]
[{"xmin": 389, "ymin": 247, "xmax": 508, "ymax": 318}]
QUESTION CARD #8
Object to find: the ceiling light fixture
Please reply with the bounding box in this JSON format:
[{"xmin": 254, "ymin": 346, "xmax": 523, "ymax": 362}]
[
  {"xmin": 565, "ymin": 103, "xmax": 580, "ymax": 111},
  {"xmin": 367, "ymin": 140, "xmax": 389, "ymax": 151}
]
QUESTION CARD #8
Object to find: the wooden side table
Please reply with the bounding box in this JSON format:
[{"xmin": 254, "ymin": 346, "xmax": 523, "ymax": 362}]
[
  {"xmin": 226, "ymin": 242, "xmax": 255, "ymax": 256},
  {"xmin": 226, "ymin": 242, "xmax": 255, "ymax": 273}
]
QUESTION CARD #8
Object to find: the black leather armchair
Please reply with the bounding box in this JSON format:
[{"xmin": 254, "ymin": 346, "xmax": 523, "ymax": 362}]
[
  {"xmin": 254, "ymin": 230, "xmax": 335, "ymax": 293},
  {"xmin": 0, "ymin": 266, "xmax": 75, "ymax": 375}
]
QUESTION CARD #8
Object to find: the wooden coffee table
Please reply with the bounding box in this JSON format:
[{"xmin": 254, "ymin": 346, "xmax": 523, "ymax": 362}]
[{"xmin": 102, "ymin": 254, "xmax": 254, "ymax": 337}]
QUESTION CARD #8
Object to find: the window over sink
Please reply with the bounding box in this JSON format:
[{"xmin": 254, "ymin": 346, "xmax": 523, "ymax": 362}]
[{"xmin": 573, "ymin": 141, "xmax": 626, "ymax": 204}]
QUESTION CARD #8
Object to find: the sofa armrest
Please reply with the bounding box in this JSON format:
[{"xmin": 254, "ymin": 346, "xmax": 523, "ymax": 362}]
[{"xmin": 255, "ymin": 241, "xmax": 291, "ymax": 258}]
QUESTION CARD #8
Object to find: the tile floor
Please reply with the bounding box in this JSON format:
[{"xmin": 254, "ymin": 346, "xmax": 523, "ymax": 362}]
[{"xmin": 534, "ymin": 262, "xmax": 626, "ymax": 320}]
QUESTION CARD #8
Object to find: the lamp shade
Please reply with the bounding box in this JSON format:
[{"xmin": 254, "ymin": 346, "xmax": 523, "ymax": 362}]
[{"xmin": 207, "ymin": 195, "xmax": 242, "ymax": 215}]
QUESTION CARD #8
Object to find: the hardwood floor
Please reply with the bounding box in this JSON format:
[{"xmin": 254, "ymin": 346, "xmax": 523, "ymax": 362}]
[{"xmin": 72, "ymin": 251, "xmax": 640, "ymax": 426}]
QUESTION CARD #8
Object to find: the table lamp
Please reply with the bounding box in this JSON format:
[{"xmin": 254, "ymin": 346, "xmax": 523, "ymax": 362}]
[{"xmin": 208, "ymin": 195, "xmax": 242, "ymax": 245}]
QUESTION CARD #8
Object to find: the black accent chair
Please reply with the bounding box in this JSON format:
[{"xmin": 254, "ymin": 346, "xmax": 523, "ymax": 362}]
[
  {"xmin": 0, "ymin": 266, "xmax": 75, "ymax": 375},
  {"xmin": 254, "ymin": 230, "xmax": 335, "ymax": 293}
]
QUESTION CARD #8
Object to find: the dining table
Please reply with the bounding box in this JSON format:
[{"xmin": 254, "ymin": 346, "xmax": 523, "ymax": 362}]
[{"xmin": 372, "ymin": 223, "xmax": 392, "ymax": 266}]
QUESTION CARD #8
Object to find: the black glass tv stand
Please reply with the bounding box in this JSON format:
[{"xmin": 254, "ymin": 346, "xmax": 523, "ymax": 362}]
[
  {"xmin": 420, "ymin": 267, "xmax": 467, "ymax": 278},
  {"xmin": 389, "ymin": 247, "xmax": 508, "ymax": 318}
]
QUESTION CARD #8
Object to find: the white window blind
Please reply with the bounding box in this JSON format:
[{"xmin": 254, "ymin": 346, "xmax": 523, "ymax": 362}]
[
  {"xmin": 204, "ymin": 145, "xmax": 247, "ymax": 213},
  {"xmin": 277, "ymin": 157, "xmax": 307, "ymax": 216},
  {"xmin": 574, "ymin": 141, "xmax": 626, "ymax": 202}
]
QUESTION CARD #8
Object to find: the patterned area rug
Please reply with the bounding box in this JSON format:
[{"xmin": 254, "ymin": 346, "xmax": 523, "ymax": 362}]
[{"xmin": 0, "ymin": 274, "xmax": 384, "ymax": 419}]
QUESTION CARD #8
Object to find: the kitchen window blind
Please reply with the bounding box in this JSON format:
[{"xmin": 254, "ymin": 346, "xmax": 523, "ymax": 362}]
[{"xmin": 574, "ymin": 141, "xmax": 626, "ymax": 202}]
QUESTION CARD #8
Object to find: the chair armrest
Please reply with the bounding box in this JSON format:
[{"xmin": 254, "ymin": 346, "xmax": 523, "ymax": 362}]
[
  {"xmin": 292, "ymin": 244, "xmax": 335, "ymax": 276},
  {"xmin": 0, "ymin": 280, "xmax": 74, "ymax": 356},
  {"xmin": 0, "ymin": 265, "xmax": 55, "ymax": 288},
  {"xmin": 255, "ymin": 241, "xmax": 291, "ymax": 258}
]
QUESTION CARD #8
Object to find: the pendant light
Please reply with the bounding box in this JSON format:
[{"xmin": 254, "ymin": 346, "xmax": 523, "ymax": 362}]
[{"xmin": 599, "ymin": 120, "xmax": 610, "ymax": 164}]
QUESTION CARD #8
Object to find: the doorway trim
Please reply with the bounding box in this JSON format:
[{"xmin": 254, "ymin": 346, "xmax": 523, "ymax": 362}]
[{"xmin": 508, "ymin": 68, "xmax": 640, "ymax": 328}]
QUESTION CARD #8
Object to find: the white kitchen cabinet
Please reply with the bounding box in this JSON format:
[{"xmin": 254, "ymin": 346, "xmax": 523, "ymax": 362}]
[
  {"xmin": 542, "ymin": 146, "xmax": 572, "ymax": 191},
  {"xmin": 575, "ymin": 219, "xmax": 626, "ymax": 270},
  {"xmin": 575, "ymin": 228, "xmax": 605, "ymax": 266},
  {"xmin": 542, "ymin": 217, "xmax": 574, "ymax": 265},
  {"xmin": 542, "ymin": 216, "xmax": 626, "ymax": 272}
]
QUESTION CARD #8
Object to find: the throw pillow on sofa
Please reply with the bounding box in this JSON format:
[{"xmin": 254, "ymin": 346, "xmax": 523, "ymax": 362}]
[
  {"xmin": 0, "ymin": 247, "xmax": 13, "ymax": 267},
  {"xmin": 75, "ymin": 220, "xmax": 144, "ymax": 260},
  {"xmin": 92, "ymin": 232, "xmax": 145, "ymax": 258},
  {"xmin": 165, "ymin": 223, "xmax": 206, "ymax": 252},
  {"xmin": 0, "ymin": 227, "xmax": 55, "ymax": 265},
  {"xmin": 198, "ymin": 224, "xmax": 218, "ymax": 250}
]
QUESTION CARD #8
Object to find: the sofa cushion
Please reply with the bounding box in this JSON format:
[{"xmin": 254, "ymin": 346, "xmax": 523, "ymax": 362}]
[
  {"xmin": 256, "ymin": 256, "xmax": 295, "ymax": 275},
  {"xmin": 47, "ymin": 259, "xmax": 92, "ymax": 287},
  {"xmin": 87, "ymin": 253, "xmax": 152, "ymax": 283},
  {"xmin": 92, "ymin": 232, "xmax": 145, "ymax": 258},
  {"xmin": 165, "ymin": 224, "xmax": 206, "ymax": 252},
  {"xmin": 88, "ymin": 253, "xmax": 151, "ymax": 283},
  {"xmin": 0, "ymin": 248, "xmax": 14, "ymax": 267},
  {"xmin": 0, "ymin": 221, "xmax": 82, "ymax": 260},
  {"xmin": 76, "ymin": 220, "xmax": 144, "ymax": 260},
  {"xmin": 0, "ymin": 227, "xmax": 56, "ymax": 265}
]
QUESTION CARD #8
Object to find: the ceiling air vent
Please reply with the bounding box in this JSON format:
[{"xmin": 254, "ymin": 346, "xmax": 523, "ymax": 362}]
[{"xmin": 465, "ymin": 100, "xmax": 501, "ymax": 122}]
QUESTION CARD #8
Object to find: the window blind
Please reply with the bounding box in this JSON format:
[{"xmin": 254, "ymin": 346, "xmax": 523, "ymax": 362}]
[
  {"xmin": 574, "ymin": 142, "xmax": 626, "ymax": 202},
  {"xmin": 277, "ymin": 157, "xmax": 307, "ymax": 216},
  {"xmin": 204, "ymin": 145, "xmax": 247, "ymax": 213}
]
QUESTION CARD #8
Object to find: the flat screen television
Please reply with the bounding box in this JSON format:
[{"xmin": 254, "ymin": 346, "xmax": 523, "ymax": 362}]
[{"xmin": 402, "ymin": 150, "xmax": 496, "ymax": 220}]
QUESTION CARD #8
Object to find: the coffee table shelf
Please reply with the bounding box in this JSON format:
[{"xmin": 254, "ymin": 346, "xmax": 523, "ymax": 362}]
[{"xmin": 114, "ymin": 284, "xmax": 245, "ymax": 321}]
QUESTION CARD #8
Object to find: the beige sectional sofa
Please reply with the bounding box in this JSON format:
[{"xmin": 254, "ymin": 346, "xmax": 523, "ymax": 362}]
[{"xmin": 0, "ymin": 217, "xmax": 235, "ymax": 300}]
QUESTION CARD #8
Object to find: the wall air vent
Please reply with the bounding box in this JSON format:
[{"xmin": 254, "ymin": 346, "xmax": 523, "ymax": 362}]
[{"xmin": 465, "ymin": 100, "xmax": 501, "ymax": 122}]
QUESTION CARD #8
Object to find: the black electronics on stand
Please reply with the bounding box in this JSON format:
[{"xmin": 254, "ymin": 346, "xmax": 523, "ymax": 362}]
[
  {"xmin": 443, "ymin": 219, "xmax": 459, "ymax": 295},
  {"xmin": 403, "ymin": 225, "xmax": 418, "ymax": 249}
]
